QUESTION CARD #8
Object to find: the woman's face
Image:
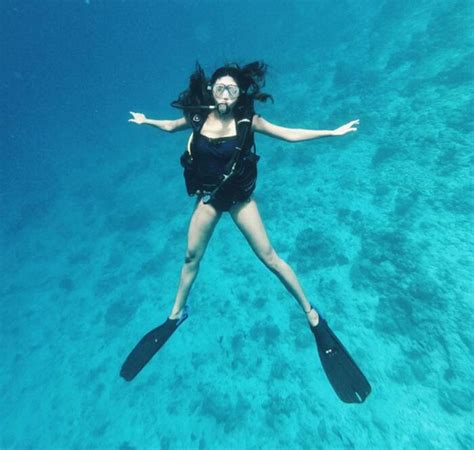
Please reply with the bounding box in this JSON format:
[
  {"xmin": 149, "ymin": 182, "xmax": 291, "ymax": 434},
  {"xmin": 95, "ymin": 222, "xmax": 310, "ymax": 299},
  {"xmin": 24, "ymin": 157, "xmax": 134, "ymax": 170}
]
[{"xmin": 211, "ymin": 75, "xmax": 240, "ymax": 111}]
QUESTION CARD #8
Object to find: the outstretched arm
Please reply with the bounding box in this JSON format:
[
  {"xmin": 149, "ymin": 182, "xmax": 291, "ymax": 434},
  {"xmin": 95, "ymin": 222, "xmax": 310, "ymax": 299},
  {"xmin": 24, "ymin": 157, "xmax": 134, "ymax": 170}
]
[
  {"xmin": 252, "ymin": 115, "xmax": 359, "ymax": 142},
  {"xmin": 128, "ymin": 112, "xmax": 190, "ymax": 133}
]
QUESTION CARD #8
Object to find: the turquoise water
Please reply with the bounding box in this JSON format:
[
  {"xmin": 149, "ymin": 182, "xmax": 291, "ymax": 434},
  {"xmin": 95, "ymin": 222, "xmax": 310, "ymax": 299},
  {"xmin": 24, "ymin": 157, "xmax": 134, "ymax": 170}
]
[{"xmin": 1, "ymin": 1, "xmax": 473, "ymax": 449}]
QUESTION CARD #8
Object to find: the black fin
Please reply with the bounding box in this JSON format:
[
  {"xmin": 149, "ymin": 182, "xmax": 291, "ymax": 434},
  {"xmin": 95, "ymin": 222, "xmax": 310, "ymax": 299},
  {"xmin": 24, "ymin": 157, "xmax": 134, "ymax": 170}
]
[
  {"xmin": 120, "ymin": 310, "xmax": 188, "ymax": 382},
  {"xmin": 311, "ymin": 319, "xmax": 371, "ymax": 403}
]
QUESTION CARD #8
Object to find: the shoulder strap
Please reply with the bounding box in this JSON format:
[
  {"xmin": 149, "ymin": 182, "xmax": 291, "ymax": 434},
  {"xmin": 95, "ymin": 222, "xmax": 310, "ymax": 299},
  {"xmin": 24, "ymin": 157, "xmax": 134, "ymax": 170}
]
[
  {"xmin": 189, "ymin": 112, "xmax": 206, "ymax": 133},
  {"xmin": 236, "ymin": 117, "xmax": 253, "ymax": 150},
  {"xmin": 187, "ymin": 112, "xmax": 206, "ymax": 156},
  {"xmin": 223, "ymin": 115, "xmax": 253, "ymax": 174}
]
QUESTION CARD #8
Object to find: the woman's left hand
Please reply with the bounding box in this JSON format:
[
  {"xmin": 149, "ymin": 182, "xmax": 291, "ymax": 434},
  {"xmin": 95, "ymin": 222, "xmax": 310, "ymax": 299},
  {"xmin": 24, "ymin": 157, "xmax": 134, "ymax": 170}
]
[{"xmin": 332, "ymin": 119, "xmax": 359, "ymax": 136}]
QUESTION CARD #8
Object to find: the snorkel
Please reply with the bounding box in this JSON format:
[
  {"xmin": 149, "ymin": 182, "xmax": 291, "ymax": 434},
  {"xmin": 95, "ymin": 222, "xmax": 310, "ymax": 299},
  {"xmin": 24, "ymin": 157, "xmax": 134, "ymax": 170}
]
[
  {"xmin": 215, "ymin": 102, "xmax": 231, "ymax": 114},
  {"xmin": 170, "ymin": 101, "xmax": 231, "ymax": 115}
]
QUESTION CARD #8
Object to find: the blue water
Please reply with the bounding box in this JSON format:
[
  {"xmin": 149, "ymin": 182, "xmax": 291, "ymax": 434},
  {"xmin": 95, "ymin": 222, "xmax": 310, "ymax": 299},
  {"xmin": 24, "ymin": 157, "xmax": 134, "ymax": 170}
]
[{"xmin": 1, "ymin": 1, "xmax": 473, "ymax": 449}]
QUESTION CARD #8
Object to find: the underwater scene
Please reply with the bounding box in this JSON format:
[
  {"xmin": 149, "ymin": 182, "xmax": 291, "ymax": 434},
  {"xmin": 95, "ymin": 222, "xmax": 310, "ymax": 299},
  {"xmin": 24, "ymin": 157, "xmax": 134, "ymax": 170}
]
[{"xmin": 1, "ymin": 0, "xmax": 472, "ymax": 449}]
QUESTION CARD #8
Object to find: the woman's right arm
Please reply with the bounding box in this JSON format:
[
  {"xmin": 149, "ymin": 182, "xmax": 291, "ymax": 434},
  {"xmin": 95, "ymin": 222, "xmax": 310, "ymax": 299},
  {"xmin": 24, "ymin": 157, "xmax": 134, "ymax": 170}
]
[{"xmin": 128, "ymin": 112, "xmax": 190, "ymax": 133}]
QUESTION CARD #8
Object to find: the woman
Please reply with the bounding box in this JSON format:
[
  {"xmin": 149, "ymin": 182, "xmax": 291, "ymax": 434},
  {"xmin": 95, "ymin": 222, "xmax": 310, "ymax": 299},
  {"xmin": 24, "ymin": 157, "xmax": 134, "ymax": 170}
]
[{"xmin": 122, "ymin": 62, "xmax": 369, "ymax": 403}]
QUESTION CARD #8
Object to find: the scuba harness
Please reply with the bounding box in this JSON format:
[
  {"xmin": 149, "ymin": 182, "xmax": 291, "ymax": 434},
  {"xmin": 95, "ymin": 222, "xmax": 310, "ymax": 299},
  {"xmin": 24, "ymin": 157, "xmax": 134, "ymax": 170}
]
[{"xmin": 173, "ymin": 101, "xmax": 259, "ymax": 205}]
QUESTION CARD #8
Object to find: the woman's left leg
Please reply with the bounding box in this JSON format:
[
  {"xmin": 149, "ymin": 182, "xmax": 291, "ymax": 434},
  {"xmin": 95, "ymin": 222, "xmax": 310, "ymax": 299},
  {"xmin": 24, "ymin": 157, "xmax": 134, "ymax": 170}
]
[{"xmin": 229, "ymin": 198, "xmax": 319, "ymax": 327}]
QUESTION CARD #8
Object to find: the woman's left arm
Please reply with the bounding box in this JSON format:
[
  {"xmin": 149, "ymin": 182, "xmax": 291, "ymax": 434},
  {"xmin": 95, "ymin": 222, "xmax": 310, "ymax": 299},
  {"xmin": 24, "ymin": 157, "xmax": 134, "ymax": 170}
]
[{"xmin": 252, "ymin": 115, "xmax": 359, "ymax": 142}]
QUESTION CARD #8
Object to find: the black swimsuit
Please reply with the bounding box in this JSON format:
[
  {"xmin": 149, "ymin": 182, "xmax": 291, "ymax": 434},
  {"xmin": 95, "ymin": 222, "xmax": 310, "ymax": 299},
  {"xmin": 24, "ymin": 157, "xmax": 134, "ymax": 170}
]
[
  {"xmin": 192, "ymin": 133, "xmax": 238, "ymax": 180},
  {"xmin": 191, "ymin": 132, "xmax": 252, "ymax": 211}
]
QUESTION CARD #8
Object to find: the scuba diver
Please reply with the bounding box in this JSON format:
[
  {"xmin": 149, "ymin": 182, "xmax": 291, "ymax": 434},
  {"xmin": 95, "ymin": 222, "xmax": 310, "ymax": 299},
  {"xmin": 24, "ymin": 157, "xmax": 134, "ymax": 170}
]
[{"xmin": 121, "ymin": 61, "xmax": 371, "ymax": 403}]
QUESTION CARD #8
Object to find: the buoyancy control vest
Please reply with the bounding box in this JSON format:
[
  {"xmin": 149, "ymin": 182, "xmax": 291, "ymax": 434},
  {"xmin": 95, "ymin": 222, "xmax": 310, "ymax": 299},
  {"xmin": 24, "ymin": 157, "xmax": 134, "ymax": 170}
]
[{"xmin": 180, "ymin": 109, "xmax": 260, "ymax": 205}]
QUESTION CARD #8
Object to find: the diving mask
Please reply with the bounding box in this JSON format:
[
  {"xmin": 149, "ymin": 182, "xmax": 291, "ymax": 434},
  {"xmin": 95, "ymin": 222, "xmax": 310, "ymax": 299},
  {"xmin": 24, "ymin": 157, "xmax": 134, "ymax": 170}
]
[{"xmin": 212, "ymin": 83, "xmax": 240, "ymax": 99}]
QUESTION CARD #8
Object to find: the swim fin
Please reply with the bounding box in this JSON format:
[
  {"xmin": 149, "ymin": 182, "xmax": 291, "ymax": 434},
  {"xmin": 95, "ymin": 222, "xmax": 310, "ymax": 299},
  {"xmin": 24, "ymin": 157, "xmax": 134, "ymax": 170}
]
[
  {"xmin": 120, "ymin": 307, "xmax": 188, "ymax": 382},
  {"xmin": 311, "ymin": 318, "xmax": 371, "ymax": 403}
]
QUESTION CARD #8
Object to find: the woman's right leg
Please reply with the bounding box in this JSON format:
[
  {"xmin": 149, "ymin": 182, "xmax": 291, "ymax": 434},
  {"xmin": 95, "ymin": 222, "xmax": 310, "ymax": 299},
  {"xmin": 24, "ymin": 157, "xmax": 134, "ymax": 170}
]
[{"xmin": 169, "ymin": 199, "xmax": 222, "ymax": 319}]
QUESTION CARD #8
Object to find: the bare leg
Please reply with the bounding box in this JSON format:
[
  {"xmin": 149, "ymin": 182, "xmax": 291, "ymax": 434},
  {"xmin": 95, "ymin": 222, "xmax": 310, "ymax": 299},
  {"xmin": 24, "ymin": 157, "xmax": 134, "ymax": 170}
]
[
  {"xmin": 230, "ymin": 198, "xmax": 319, "ymax": 327},
  {"xmin": 169, "ymin": 200, "xmax": 222, "ymax": 319}
]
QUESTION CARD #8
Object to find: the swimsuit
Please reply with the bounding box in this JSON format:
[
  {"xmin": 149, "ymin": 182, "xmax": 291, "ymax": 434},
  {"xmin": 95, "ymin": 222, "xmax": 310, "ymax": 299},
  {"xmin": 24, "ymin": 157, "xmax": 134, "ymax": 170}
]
[{"xmin": 191, "ymin": 132, "xmax": 253, "ymax": 211}]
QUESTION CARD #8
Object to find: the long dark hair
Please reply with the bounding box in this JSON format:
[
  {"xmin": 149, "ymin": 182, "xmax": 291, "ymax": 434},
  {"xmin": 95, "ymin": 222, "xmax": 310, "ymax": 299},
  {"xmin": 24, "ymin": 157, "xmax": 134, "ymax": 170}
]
[{"xmin": 174, "ymin": 61, "xmax": 273, "ymax": 119}]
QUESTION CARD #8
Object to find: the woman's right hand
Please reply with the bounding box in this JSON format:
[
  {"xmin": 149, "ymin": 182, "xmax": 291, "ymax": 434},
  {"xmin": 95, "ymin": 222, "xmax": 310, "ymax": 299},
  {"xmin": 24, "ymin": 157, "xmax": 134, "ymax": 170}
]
[{"xmin": 128, "ymin": 111, "xmax": 147, "ymax": 124}]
